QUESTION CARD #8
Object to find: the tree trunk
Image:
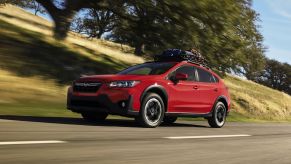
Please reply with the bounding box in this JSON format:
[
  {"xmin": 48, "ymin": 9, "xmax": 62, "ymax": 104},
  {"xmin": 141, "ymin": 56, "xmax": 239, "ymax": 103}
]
[
  {"xmin": 51, "ymin": 11, "xmax": 75, "ymax": 40},
  {"xmin": 35, "ymin": 0, "xmax": 78, "ymax": 40},
  {"xmin": 34, "ymin": 10, "xmax": 37, "ymax": 15},
  {"xmin": 96, "ymin": 26, "xmax": 104, "ymax": 39},
  {"xmin": 96, "ymin": 32, "xmax": 102, "ymax": 39},
  {"xmin": 134, "ymin": 42, "xmax": 144, "ymax": 56}
]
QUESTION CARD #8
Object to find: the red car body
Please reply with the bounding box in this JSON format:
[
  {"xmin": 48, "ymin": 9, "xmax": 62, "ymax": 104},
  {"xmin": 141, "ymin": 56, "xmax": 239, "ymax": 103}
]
[{"xmin": 67, "ymin": 61, "xmax": 231, "ymax": 127}]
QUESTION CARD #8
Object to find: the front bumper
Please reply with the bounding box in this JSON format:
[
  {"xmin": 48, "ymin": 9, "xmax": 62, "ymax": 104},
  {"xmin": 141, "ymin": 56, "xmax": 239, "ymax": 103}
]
[{"xmin": 67, "ymin": 88, "xmax": 138, "ymax": 117}]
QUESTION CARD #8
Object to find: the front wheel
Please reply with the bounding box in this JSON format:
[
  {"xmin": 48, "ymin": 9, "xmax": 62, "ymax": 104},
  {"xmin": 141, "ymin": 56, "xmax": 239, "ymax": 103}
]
[
  {"xmin": 207, "ymin": 102, "xmax": 227, "ymax": 128},
  {"xmin": 137, "ymin": 93, "xmax": 165, "ymax": 128},
  {"xmin": 81, "ymin": 112, "xmax": 108, "ymax": 121}
]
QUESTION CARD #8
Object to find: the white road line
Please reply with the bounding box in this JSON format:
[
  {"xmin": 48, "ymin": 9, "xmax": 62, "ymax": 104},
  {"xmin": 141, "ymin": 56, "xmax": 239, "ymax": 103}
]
[
  {"xmin": 164, "ymin": 134, "xmax": 251, "ymax": 139},
  {"xmin": 0, "ymin": 140, "xmax": 67, "ymax": 145}
]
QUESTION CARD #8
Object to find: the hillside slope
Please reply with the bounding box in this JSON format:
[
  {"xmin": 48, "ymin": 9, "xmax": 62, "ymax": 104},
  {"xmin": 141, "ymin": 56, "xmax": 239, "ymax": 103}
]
[{"xmin": 0, "ymin": 5, "xmax": 290, "ymax": 121}]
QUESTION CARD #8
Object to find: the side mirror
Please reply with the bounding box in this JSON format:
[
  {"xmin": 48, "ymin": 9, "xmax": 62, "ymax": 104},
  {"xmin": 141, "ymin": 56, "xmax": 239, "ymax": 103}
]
[{"xmin": 175, "ymin": 73, "xmax": 188, "ymax": 81}]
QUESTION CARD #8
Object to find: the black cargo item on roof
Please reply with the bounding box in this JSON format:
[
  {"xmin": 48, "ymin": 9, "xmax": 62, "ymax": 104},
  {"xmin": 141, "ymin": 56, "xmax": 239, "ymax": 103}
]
[{"xmin": 154, "ymin": 49, "xmax": 208, "ymax": 67}]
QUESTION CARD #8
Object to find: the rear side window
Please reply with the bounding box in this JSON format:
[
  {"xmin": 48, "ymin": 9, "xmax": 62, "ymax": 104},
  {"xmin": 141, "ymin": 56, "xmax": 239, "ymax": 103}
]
[
  {"xmin": 197, "ymin": 68, "xmax": 215, "ymax": 83},
  {"xmin": 169, "ymin": 65, "xmax": 196, "ymax": 81}
]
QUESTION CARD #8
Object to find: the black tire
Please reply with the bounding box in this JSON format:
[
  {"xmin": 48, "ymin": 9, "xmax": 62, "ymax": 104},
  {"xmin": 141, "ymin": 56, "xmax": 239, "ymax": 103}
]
[
  {"xmin": 163, "ymin": 116, "xmax": 178, "ymax": 124},
  {"xmin": 137, "ymin": 93, "xmax": 165, "ymax": 128},
  {"xmin": 81, "ymin": 112, "xmax": 108, "ymax": 121},
  {"xmin": 208, "ymin": 102, "xmax": 227, "ymax": 128}
]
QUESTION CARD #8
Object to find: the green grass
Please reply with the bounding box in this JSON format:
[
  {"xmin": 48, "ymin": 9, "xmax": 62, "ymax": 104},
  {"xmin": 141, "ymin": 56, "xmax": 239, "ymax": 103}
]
[
  {"xmin": 0, "ymin": 5, "xmax": 291, "ymax": 122},
  {"xmin": 0, "ymin": 103, "xmax": 74, "ymax": 117}
]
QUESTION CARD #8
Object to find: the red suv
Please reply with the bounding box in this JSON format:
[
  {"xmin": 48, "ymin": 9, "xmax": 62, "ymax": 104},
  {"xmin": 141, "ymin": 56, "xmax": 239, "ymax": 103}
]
[{"xmin": 67, "ymin": 61, "xmax": 230, "ymax": 128}]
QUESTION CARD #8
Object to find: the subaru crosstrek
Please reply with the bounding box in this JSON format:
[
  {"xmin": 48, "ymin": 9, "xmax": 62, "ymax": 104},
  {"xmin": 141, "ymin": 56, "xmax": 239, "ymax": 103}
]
[{"xmin": 67, "ymin": 61, "xmax": 231, "ymax": 128}]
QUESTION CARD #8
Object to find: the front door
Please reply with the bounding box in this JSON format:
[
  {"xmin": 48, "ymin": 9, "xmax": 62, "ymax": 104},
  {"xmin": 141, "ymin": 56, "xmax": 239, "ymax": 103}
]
[{"xmin": 167, "ymin": 65, "xmax": 200, "ymax": 113}]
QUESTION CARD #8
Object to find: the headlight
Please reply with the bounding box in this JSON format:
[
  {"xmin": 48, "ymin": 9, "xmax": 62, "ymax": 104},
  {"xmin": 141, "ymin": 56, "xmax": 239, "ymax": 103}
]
[{"xmin": 108, "ymin": 81, "xmax": 140, "ymax": 88}]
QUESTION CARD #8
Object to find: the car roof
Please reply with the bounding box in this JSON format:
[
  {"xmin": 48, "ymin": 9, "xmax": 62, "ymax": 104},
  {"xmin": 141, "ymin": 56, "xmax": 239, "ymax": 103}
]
[{"xmin": 144, "ymin": 61, "xmax": 221, "ymax": 79}]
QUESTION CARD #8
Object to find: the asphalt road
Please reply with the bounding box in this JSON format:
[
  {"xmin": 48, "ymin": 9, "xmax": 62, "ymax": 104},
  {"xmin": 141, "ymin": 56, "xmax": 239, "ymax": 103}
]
[{"xmin": 1, "ymin": 115, "xmax": 291, "ymax": 164}]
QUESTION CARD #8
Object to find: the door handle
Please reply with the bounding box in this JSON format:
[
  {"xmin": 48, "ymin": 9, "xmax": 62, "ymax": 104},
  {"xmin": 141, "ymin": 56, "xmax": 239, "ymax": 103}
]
[
  {"xmin": 193, "ymin": 85, "xmax": 198, "ymax": 90},
  {"xmin": 214, "ymin": 88, "xmax": 218, "ymax": 92}
]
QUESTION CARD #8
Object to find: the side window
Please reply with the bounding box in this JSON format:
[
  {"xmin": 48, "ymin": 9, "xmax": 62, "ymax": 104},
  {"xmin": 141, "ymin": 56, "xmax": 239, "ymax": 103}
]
[
  {"xmin": 169, "ymin": 65, "xmax": 196, "ymax": 81},
  {"xmin": 213, "ymin": 75, "xmax": 219, "ymax": 83},
  {"xmin": 197, "ymin": 68, "xmax": 214, "ymax": 83}
]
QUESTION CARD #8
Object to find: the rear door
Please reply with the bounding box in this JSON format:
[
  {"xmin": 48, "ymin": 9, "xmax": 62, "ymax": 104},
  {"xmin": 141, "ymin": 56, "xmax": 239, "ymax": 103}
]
[
  {"xmin": 167, "ymin": 65, "xmax": 200, "ymax": 113},
  {"xmin": 195, "ymin": 67, "xmax": 219, "ymax": 113}
]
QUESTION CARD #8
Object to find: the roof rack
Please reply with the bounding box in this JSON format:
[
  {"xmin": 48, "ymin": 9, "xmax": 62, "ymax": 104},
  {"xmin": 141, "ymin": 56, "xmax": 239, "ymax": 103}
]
[{"xmin": 154, "ymin": 49, "xmax": 209, "ymax": 69}]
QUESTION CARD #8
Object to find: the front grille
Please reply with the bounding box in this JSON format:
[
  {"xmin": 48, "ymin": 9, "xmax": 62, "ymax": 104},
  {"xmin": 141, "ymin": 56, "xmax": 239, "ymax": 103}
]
[
  {"xmin": 71, "ymin": 100, "xmax": 105, "ymax": 108},
  {"xmin": 73, "ymin": 82, "xmax": 102, "ymax": 93}
]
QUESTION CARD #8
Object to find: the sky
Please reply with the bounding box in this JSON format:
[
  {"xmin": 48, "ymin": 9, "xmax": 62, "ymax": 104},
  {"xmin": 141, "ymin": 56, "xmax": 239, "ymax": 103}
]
[{"xmin": 253, "ymin": 0, "xmax": 291, "ymax": 64}]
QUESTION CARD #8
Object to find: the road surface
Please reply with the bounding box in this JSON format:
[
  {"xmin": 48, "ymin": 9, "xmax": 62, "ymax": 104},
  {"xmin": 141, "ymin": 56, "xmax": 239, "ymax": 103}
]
[{"xmin": 1, "ymin": 115, "xmax": 291, "ymax": 164}]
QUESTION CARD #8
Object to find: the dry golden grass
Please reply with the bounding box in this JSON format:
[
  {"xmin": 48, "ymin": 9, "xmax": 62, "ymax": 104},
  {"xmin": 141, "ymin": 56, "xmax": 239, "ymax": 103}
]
[
  {"xmin": 0, "ymin": 70, "xmax": 66, "ymax": 104},
  {"xmin": 0, "ymin": 5, "xmax": 144, "ymax": 65},
  {"xmin": 0, "ymin": 5, "xmax": 53, "ymax": 35},
  {"xmin": 225, "ymin": 76, "xmax": 291, "ymax": 121}
]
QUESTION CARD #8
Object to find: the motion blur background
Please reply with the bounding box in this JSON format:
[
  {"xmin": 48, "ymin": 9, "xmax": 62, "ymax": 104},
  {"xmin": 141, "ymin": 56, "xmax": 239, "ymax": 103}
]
[{"xmin": 0, "ymin": 0, "xmax": 290, "ymax": 121}]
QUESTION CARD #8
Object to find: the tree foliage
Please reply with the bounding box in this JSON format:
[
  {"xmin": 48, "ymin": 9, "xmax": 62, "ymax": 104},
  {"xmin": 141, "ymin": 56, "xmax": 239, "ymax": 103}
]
[
  {"xmin": 255, "ymin": 59, "xmax": 291, "ymax": 95},
  {"xmin": 71, "ymin": 9, "xmax": 116, "ymax": 39},
  {"xmin": 33, "ymin": 0, "xmax": 125, "ymax": 39},
  {"xmin": 1, "ymin": 0, "xmax": 45, "ymax": 15},
  {"xmin": 108, "ymin": 0, "xmax": 266, "ymax": 76},
  {"xmin": 5, "ymin": 0, "xmax": 266, "ymax": 78}
]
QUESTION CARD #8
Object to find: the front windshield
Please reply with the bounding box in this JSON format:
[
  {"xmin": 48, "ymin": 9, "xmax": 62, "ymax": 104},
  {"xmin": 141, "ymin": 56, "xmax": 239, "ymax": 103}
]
[{"xmin": 118, "ymin": 62, "xmax": 176, "ymax": 75}]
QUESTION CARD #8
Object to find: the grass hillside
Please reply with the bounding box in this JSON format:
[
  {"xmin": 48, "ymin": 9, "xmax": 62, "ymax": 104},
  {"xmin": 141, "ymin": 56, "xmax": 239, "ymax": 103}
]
[{"xmin": 0, "ymin": 5, "xmax": 291, "ymax": 122}]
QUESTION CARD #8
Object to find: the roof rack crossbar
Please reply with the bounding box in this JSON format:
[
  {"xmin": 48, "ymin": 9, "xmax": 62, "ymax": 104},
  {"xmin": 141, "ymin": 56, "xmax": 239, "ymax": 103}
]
[{"xmin": 154, "ymin": 48, "xmax": 209, "ymax": 69}]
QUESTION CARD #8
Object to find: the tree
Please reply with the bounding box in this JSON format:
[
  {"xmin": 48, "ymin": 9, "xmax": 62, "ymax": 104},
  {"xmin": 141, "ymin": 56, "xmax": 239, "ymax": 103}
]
[
  {"xmin": 195, "ymin": 0, "xmax": 265, "ymax": 75},
  {"xmin": 110, "ymin": 1, "xmax": 164, "ymax": 55},
  {"xmin": 1, "ymin": 0, "xmax": 45, "ymax": 15},
  {"xmin": 35, "ymin": 0, "xmax": 83, "ymax": 39},
  {"xmin": 71, "ymin": 9, "xmax": 116, "ymax": 39},
  {"xmin": 34, "ymin": 0, "xmax": 126, "ymax": 39},
  {"xmin": 29, "ymin": 0, "xmax": 46, "ymax": 15},
  {"xmin": 109, "ymin": 0, "xmax": 266, "ymax": 73},
  {"xmin": 256, "ymin": 59, "xmax": 291, "ymax": 95},
  {"xmin": 110, "ymin": 0, "xmax": 225, "ymax": 55},
  {"xmin": 4, "ymin": 0, "xmax": 266, "ymax": 78},
  {"xmin": 30, "ymin": 0, "xmax": 265, "ymax": 74}
]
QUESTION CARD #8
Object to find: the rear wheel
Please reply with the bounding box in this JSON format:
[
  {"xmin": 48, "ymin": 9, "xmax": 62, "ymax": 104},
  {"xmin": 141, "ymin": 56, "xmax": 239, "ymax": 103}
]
[
  {"xmin": 81, "ymin": 112, "xmax": 108, "ymax": 121},
  {"xmin": 207, "ymin": 102, "xmax": 227, "ymax": 128},
  {"xmin": 163, "ymin": 116, "xmax": 178, "ymax": 124},
  {"xmin": 137, "ymin": 93, "xmax": 165, "ymax": 128}
]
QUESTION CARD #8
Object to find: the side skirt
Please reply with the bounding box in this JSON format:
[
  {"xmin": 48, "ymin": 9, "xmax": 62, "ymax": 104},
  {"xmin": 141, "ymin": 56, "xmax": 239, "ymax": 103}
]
[{"xmin": 165, "ymin": 112, "xmax": 212, "ymax": 118}]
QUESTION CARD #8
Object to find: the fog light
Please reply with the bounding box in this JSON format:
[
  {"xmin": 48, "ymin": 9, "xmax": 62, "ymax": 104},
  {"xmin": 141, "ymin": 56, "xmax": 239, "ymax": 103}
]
[{"xmin": 121, "ymin": 102, "xmax": 126, "ymax": 108}]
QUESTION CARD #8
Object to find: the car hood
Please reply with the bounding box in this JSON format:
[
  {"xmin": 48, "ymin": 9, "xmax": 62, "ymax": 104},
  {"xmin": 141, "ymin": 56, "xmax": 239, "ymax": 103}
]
[{"xmin": 75, "ymin": 74, "xmax": 160, "ymax": 83}]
